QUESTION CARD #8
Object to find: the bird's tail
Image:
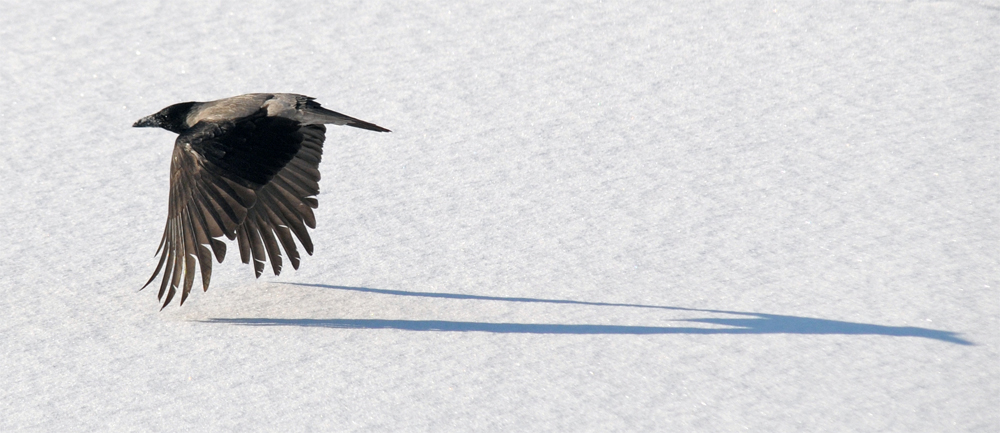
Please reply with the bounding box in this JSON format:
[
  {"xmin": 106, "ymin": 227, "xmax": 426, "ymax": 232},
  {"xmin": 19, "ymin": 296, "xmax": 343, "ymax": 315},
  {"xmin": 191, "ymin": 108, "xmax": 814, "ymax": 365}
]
[{"xmin": 300, "ymin": 99, "xmax": 391, "ymax": 132}]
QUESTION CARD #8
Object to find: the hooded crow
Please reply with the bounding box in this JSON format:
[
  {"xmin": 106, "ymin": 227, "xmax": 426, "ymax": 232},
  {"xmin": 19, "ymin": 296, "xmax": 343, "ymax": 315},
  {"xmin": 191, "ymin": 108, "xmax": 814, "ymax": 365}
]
[{"xmin": 134, "ymin": 93, "xmax": 389, "ymax": 309}]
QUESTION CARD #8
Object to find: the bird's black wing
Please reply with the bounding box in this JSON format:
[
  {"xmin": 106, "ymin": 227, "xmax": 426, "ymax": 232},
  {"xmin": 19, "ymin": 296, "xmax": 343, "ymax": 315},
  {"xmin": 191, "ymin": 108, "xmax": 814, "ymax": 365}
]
[
  {"xmin": 235, "ymin": 124, "xmax": 325, "ymax": 279},
  {"xmin": 143, "ymin": 111, "xmax": 307, "ymax": 308}
]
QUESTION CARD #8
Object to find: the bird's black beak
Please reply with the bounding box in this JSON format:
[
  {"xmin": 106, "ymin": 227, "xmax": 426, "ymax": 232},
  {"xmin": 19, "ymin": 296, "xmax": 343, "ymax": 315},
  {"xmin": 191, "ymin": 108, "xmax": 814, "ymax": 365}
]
[{"xmin": 133, "ymin": 115, "xmax": 159, "ymax": 128}]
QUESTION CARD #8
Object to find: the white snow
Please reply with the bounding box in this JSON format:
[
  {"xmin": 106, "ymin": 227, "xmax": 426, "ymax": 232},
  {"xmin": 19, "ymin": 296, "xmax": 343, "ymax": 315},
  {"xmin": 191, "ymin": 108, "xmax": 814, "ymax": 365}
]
[{"xmin": 1, "ymin": 0, "xmax": 997, "ymax": 431}]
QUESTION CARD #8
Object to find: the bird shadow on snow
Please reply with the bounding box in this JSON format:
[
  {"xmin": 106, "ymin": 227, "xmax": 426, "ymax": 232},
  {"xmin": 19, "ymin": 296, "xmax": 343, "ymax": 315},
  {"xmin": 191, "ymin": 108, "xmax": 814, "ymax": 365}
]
[{"xmin": 203, "ymin": 284, "xmax": 973, "ymax": 345}]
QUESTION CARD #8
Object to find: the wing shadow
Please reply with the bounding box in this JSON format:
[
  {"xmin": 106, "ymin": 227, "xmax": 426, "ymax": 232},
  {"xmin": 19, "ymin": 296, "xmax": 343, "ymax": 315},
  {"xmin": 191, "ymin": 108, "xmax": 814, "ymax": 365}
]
[{"xmin": 202, "ymin": 283, "xmax": 973, "ymax": 345}]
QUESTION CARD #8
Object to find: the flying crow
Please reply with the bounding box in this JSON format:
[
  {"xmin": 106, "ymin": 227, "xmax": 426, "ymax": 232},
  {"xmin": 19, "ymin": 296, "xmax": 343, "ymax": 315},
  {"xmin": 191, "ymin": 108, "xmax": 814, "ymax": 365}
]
[{"xmin": 134, "ymin": 93, "xmax": 389, "ymax": 308}]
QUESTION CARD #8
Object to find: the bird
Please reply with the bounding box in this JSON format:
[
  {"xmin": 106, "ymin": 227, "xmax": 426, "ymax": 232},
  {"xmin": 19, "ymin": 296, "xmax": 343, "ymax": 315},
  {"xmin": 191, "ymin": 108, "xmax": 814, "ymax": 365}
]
[{"xmin": 133, "ymin": 93, "xmax": 389, "ymax": 309}]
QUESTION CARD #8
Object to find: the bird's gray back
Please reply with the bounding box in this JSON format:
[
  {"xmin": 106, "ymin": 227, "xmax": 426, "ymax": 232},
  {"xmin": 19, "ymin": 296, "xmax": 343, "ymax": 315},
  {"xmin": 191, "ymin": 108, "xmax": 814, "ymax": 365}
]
[{"xmin": 186, "ymin": 93, "xmax": 308, "ymax": 127}]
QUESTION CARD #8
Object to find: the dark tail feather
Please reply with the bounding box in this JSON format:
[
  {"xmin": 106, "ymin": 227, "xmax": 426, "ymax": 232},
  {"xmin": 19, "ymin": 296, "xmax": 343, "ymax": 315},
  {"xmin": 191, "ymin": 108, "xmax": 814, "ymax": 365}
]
[
  {"xmin": 345, "ymin": 118, "xmax": 391, "ymax": 132},
  {"xmin": 303, "ymin": 99, "xmax": 391, "ymax": 132}
]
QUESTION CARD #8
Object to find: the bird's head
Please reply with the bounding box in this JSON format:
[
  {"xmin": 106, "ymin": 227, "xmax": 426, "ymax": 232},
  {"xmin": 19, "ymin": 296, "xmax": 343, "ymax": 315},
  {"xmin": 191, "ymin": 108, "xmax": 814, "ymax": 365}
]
[{"xmin": 133, "ymin": 102, "xmax": 196, "ymax": 134}]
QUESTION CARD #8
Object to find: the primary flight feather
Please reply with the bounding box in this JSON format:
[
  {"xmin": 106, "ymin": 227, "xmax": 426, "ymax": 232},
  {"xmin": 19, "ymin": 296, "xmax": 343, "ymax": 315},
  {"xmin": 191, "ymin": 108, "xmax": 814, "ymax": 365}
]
[{"xmin": 134, "ymin": 93, "xmax": 389, "ymax": 309}]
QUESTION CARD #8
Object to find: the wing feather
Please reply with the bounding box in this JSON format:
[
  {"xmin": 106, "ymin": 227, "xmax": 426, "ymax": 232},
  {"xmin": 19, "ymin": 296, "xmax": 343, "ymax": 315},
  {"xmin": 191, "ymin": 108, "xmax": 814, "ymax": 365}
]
[
  {"xmin": 240, "ymin": 216, "xmax": 268, "ymax": 278},
  {"xmin": 187, "ymin": 203, "xmax": 216, "ymax": 290},
  {"xmin": 263, "ymin": 181, "xmax": 315, "ymax": 254},
  {"xmin": 179, "ymin": 211, "xmax": 198, "ymax": 305},
  {"xmin": 254, "ymin": 212, "xmax": 283, "ymax": 276},
  {"xmin": 258, "ymin": 194, "xmax": 301, "ymax": 269}
]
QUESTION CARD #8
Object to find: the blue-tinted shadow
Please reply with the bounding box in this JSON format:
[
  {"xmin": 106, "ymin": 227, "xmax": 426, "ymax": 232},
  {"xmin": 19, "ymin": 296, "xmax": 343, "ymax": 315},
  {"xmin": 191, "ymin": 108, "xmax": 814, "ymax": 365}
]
[{"xmin": 203, "ymin": 284, "xmax": 972, "ymax": 345}]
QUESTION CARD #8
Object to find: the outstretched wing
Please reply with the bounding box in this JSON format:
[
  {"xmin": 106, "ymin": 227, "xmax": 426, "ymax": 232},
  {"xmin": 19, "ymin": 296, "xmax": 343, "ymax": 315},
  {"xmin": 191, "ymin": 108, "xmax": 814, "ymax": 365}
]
[
  {"xmin": 143, "ymin": 111, "xmax": 307, "ymax": 308},
  {"xmin": 235, "ymin": 124, "xmax": 326, "ymax": 279}
]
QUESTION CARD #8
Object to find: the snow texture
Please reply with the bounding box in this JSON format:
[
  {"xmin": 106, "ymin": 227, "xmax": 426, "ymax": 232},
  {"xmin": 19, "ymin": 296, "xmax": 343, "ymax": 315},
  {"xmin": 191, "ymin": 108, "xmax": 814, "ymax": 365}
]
[{"xmin": 1, "ymin": 0, "xmax": 997, "ymax": 431}]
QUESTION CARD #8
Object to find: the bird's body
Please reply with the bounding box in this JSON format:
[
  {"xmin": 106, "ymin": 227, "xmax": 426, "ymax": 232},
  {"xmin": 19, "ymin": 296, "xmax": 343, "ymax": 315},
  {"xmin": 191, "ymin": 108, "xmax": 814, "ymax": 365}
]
[{"xmin": 134, "ymin": 93, "xmax": 389, "ymax": 308}]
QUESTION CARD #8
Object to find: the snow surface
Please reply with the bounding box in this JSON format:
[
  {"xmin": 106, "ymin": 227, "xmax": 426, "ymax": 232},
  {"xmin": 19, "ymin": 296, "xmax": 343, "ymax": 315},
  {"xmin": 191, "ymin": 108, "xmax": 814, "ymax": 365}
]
[{"xmin": 1, "ymin": 0, "xmax": 998, "ymax": 431}]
